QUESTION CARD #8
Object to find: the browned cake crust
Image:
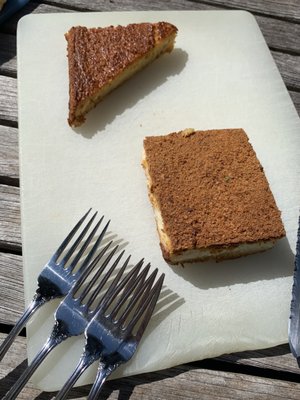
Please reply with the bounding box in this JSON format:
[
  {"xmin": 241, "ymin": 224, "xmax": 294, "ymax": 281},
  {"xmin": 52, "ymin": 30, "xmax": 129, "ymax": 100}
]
[
  {"xmin": 142, "ymin": 128, "xmax": 285, "ymax": 263},
  {"xmin": 65, "ymin": 22, "xmax": 177, "ymax": 127}
]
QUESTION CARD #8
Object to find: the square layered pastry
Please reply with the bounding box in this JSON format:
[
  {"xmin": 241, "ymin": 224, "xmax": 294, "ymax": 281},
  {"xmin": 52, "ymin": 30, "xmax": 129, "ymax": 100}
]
[{"xmin": 142, "ymin": 128, "xmax": 285, "ymax": 264}]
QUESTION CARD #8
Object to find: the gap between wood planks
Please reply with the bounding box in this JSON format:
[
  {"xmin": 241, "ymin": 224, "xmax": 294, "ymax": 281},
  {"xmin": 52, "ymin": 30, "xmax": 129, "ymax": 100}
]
[
  {"xmin": 0, "ymin": 246, "xmax": 22, "ymax": 256},
  {"xmin": 193, "ymin": 359, "xmax": 300, "ymax": 384},
  {"xmin": 0, "ymin": 176, "xmax": 19, "ymax": 187},
  {"xmin": 0, "ymin": 323, "xmax": 25, "ymax": 336},
  {"xmin": 0, "ymin": 119, "xmax": 18, "ymax": 128}
]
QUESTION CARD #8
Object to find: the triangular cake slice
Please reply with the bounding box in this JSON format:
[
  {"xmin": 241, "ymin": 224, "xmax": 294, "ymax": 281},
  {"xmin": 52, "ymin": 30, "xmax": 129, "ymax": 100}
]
[{"xmin": 65, "ymin": 22, "xmax": 178, "ymax": 127}]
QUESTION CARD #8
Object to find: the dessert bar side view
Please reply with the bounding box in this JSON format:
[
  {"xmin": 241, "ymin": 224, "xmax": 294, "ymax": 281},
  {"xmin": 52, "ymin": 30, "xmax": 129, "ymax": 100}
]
[
  {"xmin": 142, "ymin": 128, "xmax": 285, "ymax": 264},
  {"xmin": 65, "ymin": 22, "xmax": 178, "ymax": 127}
]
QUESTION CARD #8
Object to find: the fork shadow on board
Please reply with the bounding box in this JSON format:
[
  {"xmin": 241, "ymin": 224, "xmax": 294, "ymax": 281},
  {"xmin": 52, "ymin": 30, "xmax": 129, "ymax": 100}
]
[
  {"xmin": 171, "ymin": 237, "xmax": 294, "ymax": 290},
  {"xmin": 30, "ymin": 363, "xmax": 188, "ymax": 400},
  {"xmin": 51, "ymin": 285, "xmax": 183, "ymax": 400},
  {"xmin": 73, "ymin": 48, "xmax": 188, "ymax": 138},
  {"xmin": 0, "ymin": 221, "xmax": 184, "ymax": 400},
  {"xmin": 0, "ymin": 287, "xmax": 183, "ymax": 400},
  {"xmin": 47, "ymin": 363, "xmax": 187, "ymax": 400}
]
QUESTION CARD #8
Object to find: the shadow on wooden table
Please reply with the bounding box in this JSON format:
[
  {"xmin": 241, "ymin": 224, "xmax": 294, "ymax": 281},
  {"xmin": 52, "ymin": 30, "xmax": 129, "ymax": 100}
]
[
  {"xmin": 0, "ymin": 280, "xmax": 184, "ymax": 399},
  {"xmin": 224, "ymin": 343, "xmax": 291, "ymax": 360},
  {"xmin": 0, "ymin": 344, "xmax": 296, "ymax": 400},
  {"xmin": 0, "ymin": 359, "xmax": 186, "ymax": 399}
]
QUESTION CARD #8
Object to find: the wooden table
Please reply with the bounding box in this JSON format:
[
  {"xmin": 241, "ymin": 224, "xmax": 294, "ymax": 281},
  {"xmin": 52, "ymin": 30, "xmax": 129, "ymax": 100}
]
[{"xmin": 0, "ymin": 0, "xmax": 299, "ymax": 398}]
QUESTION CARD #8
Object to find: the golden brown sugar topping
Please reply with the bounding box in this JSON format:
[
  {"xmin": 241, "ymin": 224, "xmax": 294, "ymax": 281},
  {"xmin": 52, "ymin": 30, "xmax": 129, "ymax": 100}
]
[
  {"xmin": 65, "ymin": 22, "xmax": 177, "ymax": 125},
  {"xmin": 143, "ymin": 129, "xmax": 285, "ymax": 252}
]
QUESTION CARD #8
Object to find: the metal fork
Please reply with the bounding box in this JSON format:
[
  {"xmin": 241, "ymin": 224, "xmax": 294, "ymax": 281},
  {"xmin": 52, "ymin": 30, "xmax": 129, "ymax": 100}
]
[
  {"xmin": 3, "ymin": 240, "xmax": 143, "ymax": 400},
  {"xmin": 0, "ymin": 209, "xmax": 109, "ymax": 362},
  {"xmin": 55, "ymin": 264, "xmax": 164, "ymax": 400}
]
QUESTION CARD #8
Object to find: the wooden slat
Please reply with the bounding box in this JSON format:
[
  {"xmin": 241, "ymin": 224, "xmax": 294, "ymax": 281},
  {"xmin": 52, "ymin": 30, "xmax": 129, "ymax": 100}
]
[
  {"xmin": 218, "ymin": 345, "xmax": 300, "ymax": 375},
  {"xmin": 6, "ymin": 0, "xmax": 300, "ymax": 55},
  {"xmin": 0, "ymin": 184, "xmax": 21, "ymax": 251},
  {"xmin": 0, "ymin": 75, "xmax": 17, "ymax": 125},
  {"xmin": 255, "ymin": 15, "xmax": 300, "ymax": 54},
  {"xmin": 1, "ymin": 0, "xmax": 200, "ymax": 34},
  {"xmin": 3, "ymin": 1, "xmax": 300, "ymax": 56},
  {"xmin": 0, "ymin": 331, "xmax": 300, "ymax": 400},
  {"xmin": 0, "ymin": 2, "xmax": 71, "ymax": 34},
  {"xmin": 0, "ymin": 333, "xmax": 53, "ymax": 399},
  {"xmin": 191, "ymin": 0, "xmax": 300, "ymax": 21},
  {"xmin": 0, "ymin": 33, "xmax": 16, "ymax": 77},
  {"xmin": 36, "ymin": 0, "xmax": 300, "ymax": 22},
  {"xmin": 290, "ymin": 90, "xmax": 300, "ymax": 115},
  {"xmin": 35, "ymin": 0, "xmax": 206, "ymax": 11},
  {"xmin": 0, "ymin": 253, "xmax": 24, "ymax": 325},
  {"xmin": 0, "ymin": 126, "xmax": 19, "ymax": 181},
  {"xmin": 272, "ymin": 52, "xmax": 300, "ymax": 91}
]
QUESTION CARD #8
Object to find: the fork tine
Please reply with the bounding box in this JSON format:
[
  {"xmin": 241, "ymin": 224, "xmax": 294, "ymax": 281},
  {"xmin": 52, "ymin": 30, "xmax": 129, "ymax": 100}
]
[
  {"xmin": 100, "ymin": 259, "xmax": 144, "ymax": 312},
  {"xmin": 79, "ymin": 246, "xmax": 121, "ymax": 306},
  {"xmin": 85, "ymin": 251, "xmax": 130, "ymax": 309},
  {"xmin": 76, "ymin": 245, "xmax": 119, "ymax": 303},
  {"xmin": 108, "ymin": 263, "xmax": 151, "ymax": 320},
  {"xmin": 51, "ymin": 209, "xmax": 92, "ymax": 262},
  {"xmin": 57, "ymin": 211, "xmax": 100, "ymax": 268},
  {"xmin": 126, "ymin": 273, "xmax": 164, "ymax": 337},
  {"xmin": 135, "ymin": 274, "xmax": 165, "ymax": 340},
  {"xmin": 72, "ymin": 240, "xmax": 113, "ymax": 295},
  {"xmin": 115, "ymin": 267, "xmax": 157, "ymax": 325},
  {"xmin": 66, "ymin": 216, "xmax": 104, "ymax": 272},
  {"xmin": 75, "ymin": 220, "xmax": 110, "ymax": 276}
]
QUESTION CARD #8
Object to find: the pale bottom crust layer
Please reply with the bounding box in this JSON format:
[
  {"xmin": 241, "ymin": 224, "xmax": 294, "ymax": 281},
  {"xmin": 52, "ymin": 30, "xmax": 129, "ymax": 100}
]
[
  {"xmin": 72, "ymin": 33, "xmax": 177, "ymax": 127},
  {"xmin": 164, "ymin": 240, "xmax": 276, "ymax": 264},
  {"xmin": 142, "ymin": 154, "xmax": 279, "ymax": 265}
]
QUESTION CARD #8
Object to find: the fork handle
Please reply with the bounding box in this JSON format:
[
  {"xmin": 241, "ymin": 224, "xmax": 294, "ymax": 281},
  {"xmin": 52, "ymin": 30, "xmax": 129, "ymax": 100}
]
[
  {"xmin": 55, "ymin": 353, "xmax": 95, "ymax": 400},
  {"xmin": 3, "ymin": 335, "xmax": 59, "ymax": 400},
  {"xmin": 0, "ymin": 295, "xmax": 45, "ymax": 362},
  {"xmin": 87, "ymin": 362, "xmax": 119, "ymax": 400}
]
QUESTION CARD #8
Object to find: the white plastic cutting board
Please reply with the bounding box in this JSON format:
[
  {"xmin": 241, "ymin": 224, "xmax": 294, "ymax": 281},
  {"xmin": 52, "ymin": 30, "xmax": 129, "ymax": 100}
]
[{"xmin": 18, "ymin": 10, "xmax": 300, "ymax": 391}]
